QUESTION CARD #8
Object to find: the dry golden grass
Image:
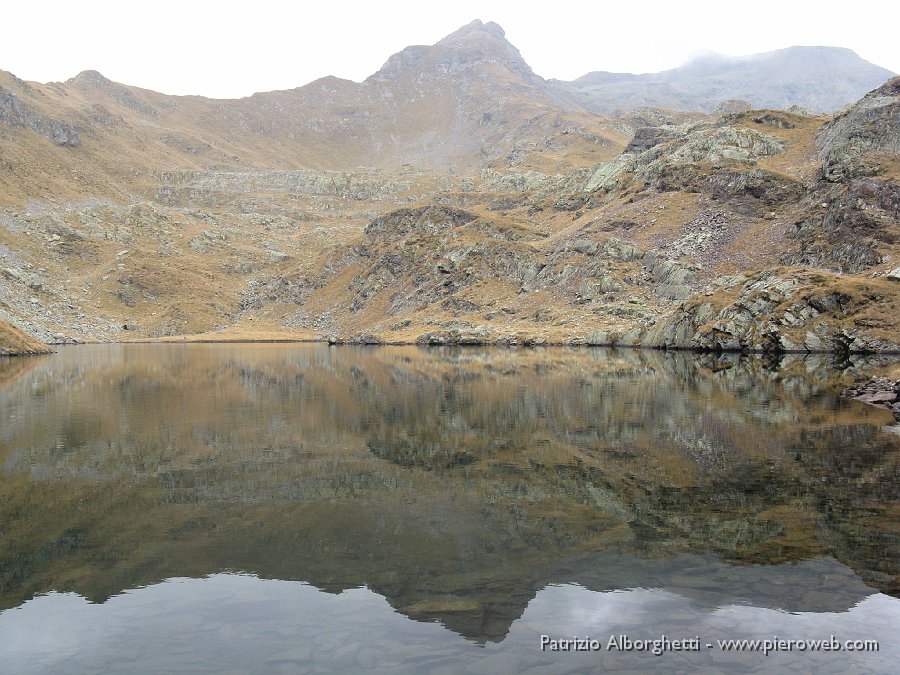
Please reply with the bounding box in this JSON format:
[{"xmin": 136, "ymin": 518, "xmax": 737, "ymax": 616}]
[
  {"xmin": 0, "ymin": 319, "xmax": 52, "ymax": 355},
  {"xmin": 731, "ymin": 110, "xmax": 828, "ymax": 181}
]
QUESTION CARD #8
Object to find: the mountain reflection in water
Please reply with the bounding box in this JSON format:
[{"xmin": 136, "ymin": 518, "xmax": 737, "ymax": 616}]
[{"xmin": 0, "ymin": 344, "xmax": 897, "ymax": 673}]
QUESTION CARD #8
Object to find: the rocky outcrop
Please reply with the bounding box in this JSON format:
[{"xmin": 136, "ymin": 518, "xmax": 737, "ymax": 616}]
[
  {"xmin": 782, "ymin": 82, "xmax": 900, "ymax": 274},
  {"xmin": 784, "ymin": 178, "xmax": 900, "ymax": 273},
  {"xmin": 714, "ymin": 99, "xmax": 752, "ymax": 114},
  {"xmin": 644, "ymin": 269, "xmax": 900, "ymax": 353},
  {"xmin": 0, "ymin": 90, "xmax": 80, "ymax": 146},
  {"xmin": 365, "ymin": 205, "xmax": 477, "ymax": 237},
  {"xmin": 660, "ymin": 126, "xmax": 784, "ymax": 165},
  {"xmin": 583, "ymin": 120, "xmax": 787, "ymax": 199},
  {"xmin": 623, "ymin": 126, "xmax": 674, "ymax": 153},
  {"xmin": 818, "ymin": 77, "xmax": 900, "ymax": 181},
  {"xmin": 415, "ymin": 327, "xmax": 496, "ymax": 346}
]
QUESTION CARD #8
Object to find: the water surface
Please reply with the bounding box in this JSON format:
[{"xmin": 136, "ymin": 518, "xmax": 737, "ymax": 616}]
[{"xmin": 0, "ymin": 344, "xmax": 898, "ymax": 673}]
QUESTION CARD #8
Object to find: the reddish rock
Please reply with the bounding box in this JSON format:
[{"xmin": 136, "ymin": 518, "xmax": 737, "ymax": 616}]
[{"xmin": 855, "ymin": 391, "xmax": 898, "ymax": 404}]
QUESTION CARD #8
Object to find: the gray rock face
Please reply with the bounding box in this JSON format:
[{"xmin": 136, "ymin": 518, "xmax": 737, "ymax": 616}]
[
  {"xmin": 0, "ymin": 90, "xmax": 80, "ymax": 146},
  {"xmin": 655, "ymin": 126, "xmax": 784, "ymax": 166},
  {"xmin": 644, "ymin": 270, "xmax": 900, "ymax": 354},
  {"xmin": 603, "ymin": 238, "xmax": 643, "ymax": 262},
  {"xmin": 365, "ymin": 206, "xmax": 477, "ymax": 237},
  {"xmin": 623, "ymin": 127, "xmax": 672, "ymax": 153},
  {"xmin": 584, "ymin": 120, "xmax": 786, "ymax": 200},
  {"xmin": 369, "ymin": 20, "xmax": 538, "ymax": 85},
  {"xmin": 818, "ymin": 77, "xmax": 900, "ymax": 181},
  {"xmin": 3, "ymin": 267, "xmax": 45, "ymax": 290},
  {"xmin": 644, "ymin": 255, "xmax": 697, "ymax": 301},
  {"xmin": 584, "ymin": 155, "xmax": 636, "ymax": 193},
  {"xmin": 785, "ymin": 177, "xmax": 900, "ymax": 273},
  {"xmin": 714, "ymin": 99, "xmax": 752, "ymax": 114}
]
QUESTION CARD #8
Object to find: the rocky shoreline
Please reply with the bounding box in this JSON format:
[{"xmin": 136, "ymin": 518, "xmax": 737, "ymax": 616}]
[{"xmin": 132, "ymin": 331, "xmax": 900, "ymax": 354}]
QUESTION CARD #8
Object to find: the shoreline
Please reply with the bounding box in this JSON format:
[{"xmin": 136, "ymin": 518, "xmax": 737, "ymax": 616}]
[{"xmin": 43, "ymin": 335, "xmax": 900, "ymax": 356}]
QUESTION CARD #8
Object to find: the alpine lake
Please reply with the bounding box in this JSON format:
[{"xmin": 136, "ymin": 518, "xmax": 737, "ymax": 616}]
[{"xmin": 0, "ymin": 344, "xmax": 897, "ymax": 674}]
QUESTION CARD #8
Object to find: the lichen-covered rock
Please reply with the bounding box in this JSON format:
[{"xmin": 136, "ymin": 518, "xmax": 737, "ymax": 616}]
[
  {"xmin": 648, "ymin": 125, "xmax": 784, "ymax": 169},
  {"xmin": 584, "ymin": 154, "xmax": 636, "ymax": 192},
  {"xmin": 603, "ymin": 237, "xmax": 643, "ymax": 262},
  {"xmin": 644, "ymin": 254, "xmax": 697, "ymax": 301},
  {"xmin": 415, "ymin": 326, "xmax": 494, "ymax": 345},
  {"xmin": 715, "ymin": 99, "xmax": 752, "ymax": 114}
]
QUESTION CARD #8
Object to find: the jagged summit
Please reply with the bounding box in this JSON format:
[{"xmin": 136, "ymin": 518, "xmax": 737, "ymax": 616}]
[
  {"xmin": 437, "ymin": 19, "xmax": 508, "ymax": 43},
  {"xmin": 68, "ymin": 70, "xmax": 114, "ymax": 87},
  {"xmin": 367, "ymin": 19, "xmax": 536, "ymax": 84}
]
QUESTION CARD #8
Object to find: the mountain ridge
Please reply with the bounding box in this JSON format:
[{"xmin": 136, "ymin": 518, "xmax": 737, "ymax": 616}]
[{"xmin": 554, "ymin": 45, "xmax": 896, "ymax": 114}]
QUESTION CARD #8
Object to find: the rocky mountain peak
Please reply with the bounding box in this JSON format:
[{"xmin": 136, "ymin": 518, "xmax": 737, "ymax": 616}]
[
  {"xmin": 68, "ymin": 70, "xmax": 114, "ymax": 88},
  {"xmin": 435, "ymin": 19, "xmax": 533, "ymax": 76},
  {"xmin": 367, "ymin": 19, "xmax": 536, "ymax": 84},
  {"xmin": 437, "ymin": 19, "xmax": 508, "ymax": 42}
]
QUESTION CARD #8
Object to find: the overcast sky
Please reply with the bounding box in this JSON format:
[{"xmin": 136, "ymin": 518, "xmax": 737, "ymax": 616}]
[{"xmin": 2, "ymin": 0, "xmax": 897, "ymax": 98}]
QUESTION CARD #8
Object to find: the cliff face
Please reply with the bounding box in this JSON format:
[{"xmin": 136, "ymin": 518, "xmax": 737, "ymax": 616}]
[{"xmin": 0, "ymin": 23, "xmax": 898, "ymax": 352}]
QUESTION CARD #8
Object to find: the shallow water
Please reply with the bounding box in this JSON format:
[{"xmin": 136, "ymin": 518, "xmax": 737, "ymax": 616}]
[{"xmin": 0, "ymin": 344, "xmax": 898, "ymax": 673}]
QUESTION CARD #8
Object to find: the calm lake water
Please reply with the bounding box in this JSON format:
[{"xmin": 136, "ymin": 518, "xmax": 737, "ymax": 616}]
[{"xmin": 0, "ymin": 344, "xmax": 898, "ymax": 673}]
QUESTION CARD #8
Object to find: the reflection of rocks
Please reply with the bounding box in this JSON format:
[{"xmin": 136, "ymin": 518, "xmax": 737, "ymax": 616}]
[
  {"xmin": 368, "ymin": 439, "xmax": 477, "ymax": 469},
  {"xmin": 0, "ymin": 345, "xmax": 897, "ymax": 640}
]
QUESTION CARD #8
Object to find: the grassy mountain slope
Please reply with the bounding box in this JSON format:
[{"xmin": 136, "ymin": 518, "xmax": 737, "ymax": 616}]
[{"xmin": 0, "ymin": 23, "xmax": 898, "ymax": 353}]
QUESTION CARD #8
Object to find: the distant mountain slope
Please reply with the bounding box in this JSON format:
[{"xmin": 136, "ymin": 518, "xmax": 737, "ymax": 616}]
[
  {"xmin": 553, "ymin": 46, "xmax": 896, "ymax": 114},
  {"xmin": 2, "ymin": 25, "xmax": 895, "ymax": 206},
  {"xmin": 0, "ymin": 20, "xmax": 623, "ymax": 206}
]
